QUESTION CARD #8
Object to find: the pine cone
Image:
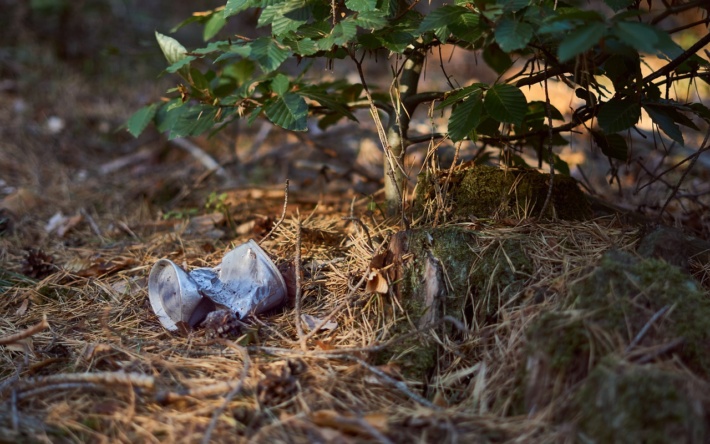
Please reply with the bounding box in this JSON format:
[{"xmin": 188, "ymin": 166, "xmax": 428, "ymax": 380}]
[
  {"xmin": 21, "ymin": 248, "xmax": 55, "ymax": 279},
  {"xmin": 256, "ymin": 359, "xmax": 306, "ymax": 406},
  {"xmin": 201, "ymin": 309, "xmax": 244, "ymax": 339}
]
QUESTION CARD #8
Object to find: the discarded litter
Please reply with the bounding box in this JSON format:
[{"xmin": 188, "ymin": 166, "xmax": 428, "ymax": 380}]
[{"xmin": 149, "ymin": 239, "xmax": 287, "ymax": 332}]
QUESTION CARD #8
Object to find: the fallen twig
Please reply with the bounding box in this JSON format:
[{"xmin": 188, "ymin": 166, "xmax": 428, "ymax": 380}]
[
  {"xmin": 0, "ymin": 316, "xmax": 49, "ymax": 345},
  {"xmin": 170, "ymin": 138, "xmax": 228, "ymax": 179},
  {"xmin": 4, "ymin": 371, "xmax": 154, "ymax": 400}
]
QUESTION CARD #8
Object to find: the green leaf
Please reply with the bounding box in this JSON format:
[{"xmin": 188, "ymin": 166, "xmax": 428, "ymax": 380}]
[
  {"xmin": 603, "ymin": 53, "xmax": 640, "ymax": 90},
  {"xmin": 450, "ymin": 12, "xmax": 483, "ymax": 43},
  {"xmin": 294, "ymin": 21, "xmax": 330, "ymax": 39},
  {"xmin": 189, "ymin": 68, "xmax": 209, "ymax": 91},
  {"xmin": 477, "ymin": 116, "xmax": 501, "ymax": 137},
  {"xmin": 166, "ymin": 56, "xmax": 196, "ymax": 73},
  {"xmin": 155, "ymin": 100, "xmax": 186, "ymax": 133},
  {"xmin": 538, "ymin": 20, "xmax": 575, "ymax": 35},
  {"xmin": 265, "ymin": 92, "xmax": 308, "ymax": 131},
  {"xmin": 495, "ymin": 17, "xmax": 533, "ymax": 52},
  {"xmin": 156, "ymin": 31, "xmax": 189, "ymax": 66},
  {"xmin": 250, "ymin": 38, "xmax": 291, "ymax": 72},
  {"xmin": 352, "ymin": 11, "xmax": 387, "ymax": 30},
  {"xmin": 591, "ymin": 130, "xmax": 628, "ymax": 161},
  {"xmin": 204, "ymin": 12, "xmax": 227, "ymax": 41},
  {"xmin": 417, "ymin": 5, "xmax": 469, "ymax": 41},
  {"xmin": 689, "ymin": 103, "xmax": 710, "ymax": 122},
  {"xmin": 480, "ymin": 3, "xmax": 504, "ymax": 21},
  {"xmin": 346, "ymin": 0, "xmax": 377, "ymax": 12},
  {"xmin": 170, "ymin": 16, "xmax": 206, "ymax": 33},
  {"xmin": 317, "ymin": 112, "xmax": 346, "ymax": 130},
  {"xmin": 597, "ymin": 97, "xmax": 640, "ymax": 133},
  {"xmin": 271, "ymin": 73, "xmax": 290, "ymax": 95},
  {"xmin": 662, "ymin": 105, "xmax": 700, "ymax": 130},
  {"xmin": 558, "ymin": 22, "xmax": 607, "ymax": 62},
  {"xmin": 170, "ymin": 105, "xmax": 219, "ymax": 139},
  {"xmin": 549, "ymin": 8, "xmax": 605, "ymax": 23},
  {"xmin": 653, "ymin": 31, "xmax": 684, "ymax": 61},
  {"xmin": 500, "ymin": 0, "xmax": 530, "ymax": 13},
  {"xmin": 193, "ymin": 40, "xmax": 232, "ymax": 55},
  {"xmin": 483, "ymin": 43, "xmax": 512, "ymax": 74},
  {"xmin": 223, "ymin": 59, "xmax": 255, "ymax": 85},
  {"xmin": 127, "ymin": 104, "xmax": 157, "ymax": 137},
  {"xmin": 436, "ymin": 83, "xmax": 486, "ymax": 109},
  {"xmin": 484, "ymin": 84, "xmax": 527, "ymax": 126},
  {"xmin": 613, "ymin": 21, "xmax": 658, "ymax": 54},
  {"xmin": 524, "ymin": 101, "xmax": 564, "ymax": 129},
  {"xmin": 264, "ymin": 1, "xmax": 311, "ymax": 35},
  {"xmin": 299, "ymin": 87, "xmax": 358, "ymax": 121},
  {"xmin": 332, "ymin": 20, "xmax": 359, "ymax": 45},
  {"xmin": 225, "ymin": 0, "xmax": 254, "ymax": 17},
  {"xmin": 380, "ymin": 29, "xmax": 416, "ymax": 52},
  {"xmin": 357, "ymin": 33, "xmax": 383, "ymax": 49},
  {"xmin": 285, "ymin": 37, "xmax": 319, "ymax": 56},
  {"xmin": 604, "ymin": 0, "xmax": 634, "ymax": 11},
  {"xmin": 449, "ymin": 90, "xmax": 484, "ymax": 142},
  {"xmin": 643, "ymin": 105, "xmax": 683, "ymax": 146}
]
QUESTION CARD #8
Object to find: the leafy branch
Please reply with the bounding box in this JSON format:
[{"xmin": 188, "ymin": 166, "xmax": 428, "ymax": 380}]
[{"xmin": 128, "ymin": 0, "xmax": 710, "ymax": 216}]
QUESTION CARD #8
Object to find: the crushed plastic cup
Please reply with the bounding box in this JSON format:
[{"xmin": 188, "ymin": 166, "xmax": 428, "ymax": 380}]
[
  {"xmin": 148, "ymin": 239, "xmax": 288, "ymax": 332},
  {"xmin": 148, "ymin": 259, "xmax": 210, "ymax": 332}
]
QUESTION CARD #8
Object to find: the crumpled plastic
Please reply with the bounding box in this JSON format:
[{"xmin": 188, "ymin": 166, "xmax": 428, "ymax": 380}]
[{"xmin": 148, "ymin": 239, "xmax": 287, "ymax": 332}]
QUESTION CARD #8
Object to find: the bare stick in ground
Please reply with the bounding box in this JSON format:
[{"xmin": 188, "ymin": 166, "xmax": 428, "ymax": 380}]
[
  {"xmin": 294, "ymin": 219, "xmax": 306, "ymax": 350},
  {"xmin": 260, "ymin": 179, "xmax": 290, "ymax": 245}
]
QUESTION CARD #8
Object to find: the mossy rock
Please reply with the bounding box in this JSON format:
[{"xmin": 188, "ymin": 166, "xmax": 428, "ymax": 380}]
[
  {"xmin": 378, "ymin": 227, "xmax": 532, "ymax": 381},
  {"xmin": 574, "ymin": 359, "xmax": 707, "ymax": 443},
  {"xmin": 570, "ymin": 250, "xmax": 710, "ymax": 376},
  {"xmin": 415, "ymin": 165, "xmax": 592, "ymax": 221},
  {"xmin": 637, "ymin": 225, "xmax": 710, "ymax": 271},
  {"xmin": 520, "ymin": 250, "xmax": 710, "ymax": 414},
  {"xmin": 520, "ymin": 311, "xmax": 618, "ymax": 414}
]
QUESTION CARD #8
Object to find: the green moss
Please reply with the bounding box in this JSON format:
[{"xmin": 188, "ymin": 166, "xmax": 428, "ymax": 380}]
[
  {"xmin": 526, "ymin": 312, "xmax": 593, "ymax": 373},
  {"xmin": 372, "ymin": 291, "xmax": 436, "ymax": 380},
  {"xmin": 570, "ymin": 250, "xmax": 710, "ymax": 376},
  {"xmin": 383, "ymin": 227, "xmax": 532, "ymax": 381},
  {"xmin": 517, "ymin": 311, "xmax": 618, "ymax": 415},
  {"xmin": 415, "ymin": 165, "xmax": 591, "ymax": 222},
  {"xmin": 575, "ymin": 360, "xmax": 706, "ymax": 443}
]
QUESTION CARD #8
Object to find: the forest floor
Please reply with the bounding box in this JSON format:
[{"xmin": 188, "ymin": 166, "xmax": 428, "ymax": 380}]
[{"xmin": 2, "ymin": 21, "xmax": 710, "ymax": 444}]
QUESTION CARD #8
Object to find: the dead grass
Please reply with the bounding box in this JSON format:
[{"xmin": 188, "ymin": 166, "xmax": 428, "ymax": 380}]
[{"xmin": 0, "ymin": 184, "xmax": 648, "ymax": 443}]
